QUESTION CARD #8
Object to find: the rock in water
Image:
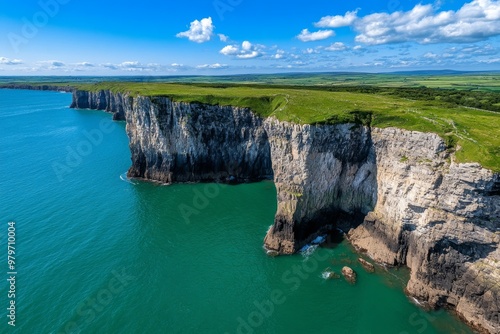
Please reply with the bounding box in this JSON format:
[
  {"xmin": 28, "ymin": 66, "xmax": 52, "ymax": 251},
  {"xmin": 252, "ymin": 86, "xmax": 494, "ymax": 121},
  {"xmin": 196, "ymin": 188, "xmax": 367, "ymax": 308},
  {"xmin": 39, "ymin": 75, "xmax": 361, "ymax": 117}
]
[
  {"xmin": 342, "ymin": 266, "xmax": 357, "ymax": 284},
  {"xmin": 358, "ymin": 258, "xmax": 375, "ymax": 273},
  {"xmin": 266, "ymin": 250, "xmax": 279, "ymax": 257},
  {"xmin": 322, "ymin": 267, "xmax": 340, "ymax": 280}
]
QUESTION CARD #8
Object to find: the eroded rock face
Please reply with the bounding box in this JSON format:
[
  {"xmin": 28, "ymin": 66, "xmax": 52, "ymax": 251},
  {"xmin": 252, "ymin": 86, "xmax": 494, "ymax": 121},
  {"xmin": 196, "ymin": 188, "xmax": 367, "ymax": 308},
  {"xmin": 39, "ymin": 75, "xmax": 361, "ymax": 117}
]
[
  {"xmin": 348, "ymin": 129, "xmax": 500, "ymax": 333},
  {"xmin": 341, "ymin": 266, "xmax": 357, "ymax": 284},
  {"xmin": 70, "ymin": 90, "xmax": 129, "ymax": 120},
  {"xmin": 70, "ymin": 90, "xmax": 500, "ymax": 333},
  {"xmin": 263, "ymin": 119, "xmax": 377, "ymax": 254},
  {"xmin": 126, "ymin": 96, "xmax": 273, "ymax": 183}
]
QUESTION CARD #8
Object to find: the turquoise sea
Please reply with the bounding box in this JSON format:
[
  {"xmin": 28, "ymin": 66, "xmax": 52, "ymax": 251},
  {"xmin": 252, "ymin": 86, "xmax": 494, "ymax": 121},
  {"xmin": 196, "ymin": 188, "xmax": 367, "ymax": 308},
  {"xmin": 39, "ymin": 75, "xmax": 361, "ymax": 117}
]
[{"xmin": 0, "ymin": 89, "xmax": 474, "ymax": 333}]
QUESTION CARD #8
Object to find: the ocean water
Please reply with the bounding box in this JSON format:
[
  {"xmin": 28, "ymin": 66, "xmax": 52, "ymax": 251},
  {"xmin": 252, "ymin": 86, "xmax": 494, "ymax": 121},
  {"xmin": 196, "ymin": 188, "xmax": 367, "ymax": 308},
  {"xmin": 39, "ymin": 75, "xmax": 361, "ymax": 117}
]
[{"xmin": 0, "ymin": 89, "xmax": 474, "ymax": 334}]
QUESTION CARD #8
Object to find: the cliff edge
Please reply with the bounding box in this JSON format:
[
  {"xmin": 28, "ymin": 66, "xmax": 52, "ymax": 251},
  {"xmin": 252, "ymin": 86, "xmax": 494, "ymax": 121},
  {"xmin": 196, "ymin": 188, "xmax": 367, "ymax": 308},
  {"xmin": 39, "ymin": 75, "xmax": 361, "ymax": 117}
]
[{"xmin": 70, "ymin": 89, "xmax": 500, "ymax": 333}]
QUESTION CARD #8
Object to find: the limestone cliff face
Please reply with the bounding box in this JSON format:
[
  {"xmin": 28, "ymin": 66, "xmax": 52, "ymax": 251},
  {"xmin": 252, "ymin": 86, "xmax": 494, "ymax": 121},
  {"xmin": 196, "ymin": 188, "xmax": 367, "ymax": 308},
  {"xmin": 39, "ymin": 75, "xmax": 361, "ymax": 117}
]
[
  {"xmin": 70, "ymin": 90, "xmax": 129, "ymax": 120},
  {"xmin": 126, "ymin": 96, "xmax": 272, "ymax": 183},
  {"xmin": 0, "ymin": 84, "xmax": 73, "ymax": 92},
  {"xmin": 348, "ymin": 128, "xmax": 500, "ymax": 333},
  {"xmin": 262, "ymin": 119, "xmax": 377, "ymax": 254},
  {"xmin": 70, "ymin": 90, "xmax": 500, "ymax": 333}
]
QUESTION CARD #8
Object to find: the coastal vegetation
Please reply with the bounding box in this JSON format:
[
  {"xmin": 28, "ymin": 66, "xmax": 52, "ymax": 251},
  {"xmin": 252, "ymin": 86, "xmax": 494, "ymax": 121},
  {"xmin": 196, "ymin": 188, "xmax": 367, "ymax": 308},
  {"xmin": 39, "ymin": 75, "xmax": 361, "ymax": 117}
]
[
  {"xmin": 74, "ymin": 81, "xmax": 500, "ymax": 172},
  {"xmin": 1, "ymin": 75, "xmax": 499, "ymax": 171}
]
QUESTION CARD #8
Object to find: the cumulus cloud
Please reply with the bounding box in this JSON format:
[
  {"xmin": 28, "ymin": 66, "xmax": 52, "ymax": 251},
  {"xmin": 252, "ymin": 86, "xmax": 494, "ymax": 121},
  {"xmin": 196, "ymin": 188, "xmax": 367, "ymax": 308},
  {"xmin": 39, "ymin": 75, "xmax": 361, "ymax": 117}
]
[
  {"xmin": 315, "ymin": 10, "xmax": 358, "ymax": 28},
  {"xmin": 196, "ymin": 63, "xmax": 228, "ymax": 69},
  {"xmin": 273, "ymin": 49, "xmax": 285, "ymax": 59},
  {"xmin": 176, "ymin": 17, "xmax": 214, "ymax": 43},
  {"xmin": 101, "ymin": 61, "xmax": 160, "ymax": 71},
  {"xmin": 220, "ymin": 45, "xmax": 239, "ymax": 55},
  {"xmin": 37, "ymin": 60, "xmax": 65, "ymax": 68},
  {"xmin": 303, "ymin": 47, "xmax": 321, "ymax": 54},
  {"xmin": 0, "ymin": 57, "xmax": 22, "ymax": 65},
  {"xmin": 220, "ymin": 41, "xmax": 263, "ymax": 59},
  {"xmin": 75, "ymin": 62, "xmax": 94, "ymax": 67},
  {"xmin": 325, "ymin": 42, "xmax": 347, "ymax": 51},
  {"xmin": 218, "ymin": 34, "xmax": 229, "ymax": 42},
  {"xmin": 423, "ymin": 52, "xmax": 439, "ymax": 59},
  {"xmin": 354, "ymin": 0, "xmax": 500, "ymax": 44},
  {"xmin": 297, "ymin": 29, "xmax": 335, "ymax": 42},
  {"xmin": 312, "ymin": 0, "xmax": 500, "ymax": 45}
]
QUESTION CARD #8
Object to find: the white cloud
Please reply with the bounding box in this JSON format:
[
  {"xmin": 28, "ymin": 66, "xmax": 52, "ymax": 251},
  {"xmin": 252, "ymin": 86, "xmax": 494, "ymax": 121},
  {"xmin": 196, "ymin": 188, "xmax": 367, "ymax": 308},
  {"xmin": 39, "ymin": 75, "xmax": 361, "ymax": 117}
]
[
  {"xmin": 325, "ymin": 42, "xmax": 347, "ymax": 51},
  {"xmin": 220, "ymin": 45, "xmax": 239, "ymax": 56},
  {"xmin": 238, "ymin": 51, "xmax": 260, "ymax": 59},
  {"xmin": 38, "ymin": 60, "xmax": 65, "ymax": 67},
  {"xmin": 351, "ymin": 0, "xmax": 500, "ymax": 45},
  {"xmin": 479, "ymin": 58, "xmax": 500, "ymax": 63},
  {"xmin": 315, "ymin": 10, "xmax": 358, "ymax": 28},
  {"xmin": 220, "ymin": 41, "xmax": 263, "ymax": 59},
  {"xmin": 0, "ymin": 57, "xmax": 22, "ymax": 65},
  {"xmin": 196, "ymin": 63, "xmax": 228, "ymax": 69},
  {"xmin": 176, "ymin": 17, "xmax": 214, "ymax": 43},
  {"xmin": 353, "ymin": 45, "xmax": 363, "ymax": 50},
  {"xmin": 218, "ymin": 34, "xmax": 229, "ymax": 42},
  {"xmin": 101, "ymin": 61, "xmax": 160, "ymax": 71},
  {"xmin": 120, "ymin": 61, "xmax": 143, "ymax": 69},
  {"xmin": 102, "ymin": 63, "xmax": 118, "ymax": 70},
  {"xmin": 75, "ymin": 62, "xmax": 94, "ymax": 67},
  {"xmin": 297, "ymin": 29, "xmax": 335, "ymax": 42},
  {"xmin": 423, "ymin": 52, "xmax": 438, "ymax": 58},
  {"xmin": 273, "ymin": 49, "xmax": 285, "ymax": 59},
  {"xmin": 242, "ymin": 41, "xmax": 252, "ymax": 51}
]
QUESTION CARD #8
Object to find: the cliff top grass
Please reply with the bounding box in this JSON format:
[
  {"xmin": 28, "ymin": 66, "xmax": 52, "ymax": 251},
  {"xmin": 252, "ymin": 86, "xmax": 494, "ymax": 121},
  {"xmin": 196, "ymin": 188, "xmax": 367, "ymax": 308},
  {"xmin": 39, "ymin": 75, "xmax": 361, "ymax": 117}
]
[
  {"xmin": 2, "ymin": 81, "xmax": 499, "ymax": 171},
  {"xmin": 72, "ymin": 82, "xmax": 500, "ymax": 172}
]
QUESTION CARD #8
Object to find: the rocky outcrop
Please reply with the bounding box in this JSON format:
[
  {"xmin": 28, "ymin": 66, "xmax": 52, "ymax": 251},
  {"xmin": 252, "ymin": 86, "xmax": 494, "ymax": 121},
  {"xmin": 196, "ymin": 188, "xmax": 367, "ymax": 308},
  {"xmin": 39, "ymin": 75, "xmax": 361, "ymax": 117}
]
[
  {"xmin": 69, "ymin": 89, "xmax": 500, "ymax": 333},
  {"xmin": 0, "ymin": 83, "xmax": 73, "ymax": 92},
  {"xmin": 126, "ymin": 96, "xmax": 272, "ymax": 183},
  {"xmin": 358, "ymin": 258, "xmax": 375, "ymax": 272},
  {"xmin": 341, "ymin": 266, "xmax": 357, "ymax": 284},
  {"xmin": 69, "ymin": 90, "xmax": 129, "ymax": 120},
  {"xmin": 347, "ymin": 128, "xmax": 500, "ymax": 333},
  {"xmin": 263, "ymin": 119, "xmax": 377, "ymax": 254}
]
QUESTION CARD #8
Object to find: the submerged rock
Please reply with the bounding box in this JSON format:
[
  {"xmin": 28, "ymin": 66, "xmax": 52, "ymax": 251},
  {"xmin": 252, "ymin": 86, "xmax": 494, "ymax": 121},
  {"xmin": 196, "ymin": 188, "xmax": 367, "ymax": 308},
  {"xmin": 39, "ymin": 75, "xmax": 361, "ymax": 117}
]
[
  {"xmin": 358, "ymin": 258, "xmax": 375, "ymax": 273},
  {"xmin": 341, "ymin": 266, "xmax": 357, "ymax": 284},
  {"xmin": 266, "ymin": 250, "xmax": 279, "ymax": 257},
  {"xmin": 322, "ymin": 267, "xmax": 340, "ymax": 280}
]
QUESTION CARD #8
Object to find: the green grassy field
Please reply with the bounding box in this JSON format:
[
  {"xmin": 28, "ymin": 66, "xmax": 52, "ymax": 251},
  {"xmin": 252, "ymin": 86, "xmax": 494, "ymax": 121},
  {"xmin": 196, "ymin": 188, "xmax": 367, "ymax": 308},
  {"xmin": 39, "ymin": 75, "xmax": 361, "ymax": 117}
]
[
  {"xmin": 1, "ymin": 76, "xmax": 499, "ymax": 171},
  {"xmin": 1, "ymin": 71, "xmax": 500, "ymax": 91}
]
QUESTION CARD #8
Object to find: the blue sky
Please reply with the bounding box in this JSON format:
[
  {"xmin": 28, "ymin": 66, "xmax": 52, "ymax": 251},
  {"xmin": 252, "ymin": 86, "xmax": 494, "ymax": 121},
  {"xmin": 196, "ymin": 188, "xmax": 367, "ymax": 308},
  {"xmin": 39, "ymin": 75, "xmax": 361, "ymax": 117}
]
[{"xmin": 0, "ymin": 0, "xmax": 499, "ymax": 75}]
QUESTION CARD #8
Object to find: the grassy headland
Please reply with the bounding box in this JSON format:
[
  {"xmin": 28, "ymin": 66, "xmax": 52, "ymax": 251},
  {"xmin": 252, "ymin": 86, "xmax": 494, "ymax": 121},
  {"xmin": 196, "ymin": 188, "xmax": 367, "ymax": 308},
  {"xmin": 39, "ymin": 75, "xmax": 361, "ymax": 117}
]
[{"xmin": 1, "ymin": 78, "xmax": 499, "ymax": 171}]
